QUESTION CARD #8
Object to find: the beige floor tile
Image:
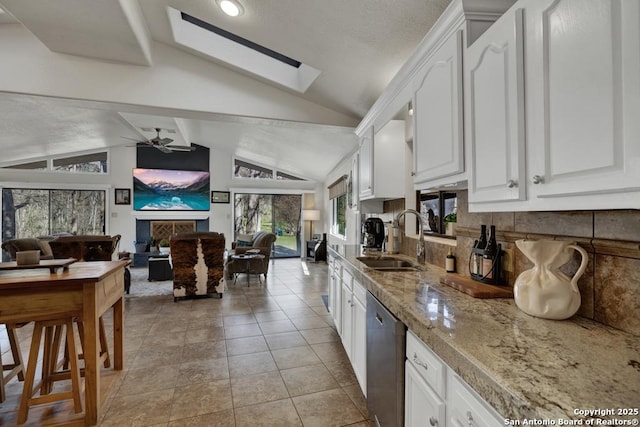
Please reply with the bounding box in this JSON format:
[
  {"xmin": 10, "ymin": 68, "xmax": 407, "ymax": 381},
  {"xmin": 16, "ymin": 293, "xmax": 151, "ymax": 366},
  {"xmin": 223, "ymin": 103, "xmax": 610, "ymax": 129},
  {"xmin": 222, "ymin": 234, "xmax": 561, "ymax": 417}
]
[
  {"xmin": 181, "ymin": 340, "xmax": 227, "ymax": 362},
  {"xmin": 280, "ymin": 363, "xmax": 339, "ymax": 396},
  {"xmin": 223, "ymin": 313, "xmax": 257, "ymax": 326},
  {"xmin": 118, "ymin": 364, "xmax": 180, "ymax": 396},
  {"xmin": 254, "ymin": 310, "xmax": 289, "ymax": 322},
  {"xmin": 177, "ymin": 357, "xmax": 229, "ymax": 386},
  {"xmin": 230, "ymin": 370, "xmax": 289, "ymax": 408},
  {"xmin": 132, "ymin": 344, "xmax": 184, "ymax": 369},
  {"xmin": 258, "ymin": 319, "xmax": 297, "ymax": 335},
  {"xmin": 288, "ymin": 315, "xmax": 330, "ymax": 330},
  {"xmin": 141, "ymin": 329, "xmax": 186, "ymax": 348},
  {"xmin": 324, "ymin": 359, "xmax": 359, "ymax": 387},
  {"xmin": 226, "ymin": 335, "xmax": 268, "ymax": 356},
  {"xmin": 234, "ymin": 398, "xmax": 302, "ymax": 427},
  {"xmin": 168, "ymin": 409, "xmax": 236, "ymax": 426},
  {"xmin": 224, "ymin": 323, "xmax": 262, "ymax": 339},
  {"xmin": 292, "ymin": 388, "xmax": 365, "ymax": 427},
  {"xmin": 300, "ymin": 327, "xmax": 340, "ymax": 344},
  {"xmin": 271, "ymin": 346, "xmax": 321, "ymax": 370},
  {"xmin": 310, "ymin": 341, "xmax": 350, "ymax": 363},
  {"xmin": 170, "ymin": 379, "xmax": 233, "ymax": 420},
  {"xmin": 228, "ymin": 351, "xmax": 278, "ymax": 377},
  {"xmin": 101, "ymin": 388, "xmax": 175, "ymax": 426},
  {"xmin": 184, "ymin": 326, "xmax": 225, "ymax": 344},
  {"xmin": 343, "ymin": 383, "xmax": 369, "ymax": 418},
  {"xmin": 263, "ymin": 331, "xmax": 308, "ymax": 350}
]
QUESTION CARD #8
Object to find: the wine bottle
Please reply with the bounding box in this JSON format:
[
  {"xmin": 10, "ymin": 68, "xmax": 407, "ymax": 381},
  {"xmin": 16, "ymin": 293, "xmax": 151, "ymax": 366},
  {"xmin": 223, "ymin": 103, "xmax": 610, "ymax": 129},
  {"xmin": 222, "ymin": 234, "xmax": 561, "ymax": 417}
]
[
  {"xmin": 472, "ymin": 225, "xmax": 487, "ymax": 276},
  {"xmin": 446, "ymin": 248, "xmax": 456, "ymax": 273},
  {"xmin": 483, "ymin": 225, "xmax": 497, "ymax": 279}
]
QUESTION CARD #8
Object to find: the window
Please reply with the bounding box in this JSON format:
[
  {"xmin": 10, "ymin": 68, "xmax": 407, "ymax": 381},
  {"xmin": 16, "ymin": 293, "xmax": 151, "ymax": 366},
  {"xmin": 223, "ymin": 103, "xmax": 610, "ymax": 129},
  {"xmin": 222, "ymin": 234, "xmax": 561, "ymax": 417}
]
[
  {"xmin": 1, "ymin": 151, "xmax": 108, "ymax": 174},
  {"xmin": 2, "ymin": 188, "xmax": 106, "ymax": 246},
  {"xmin": 417, "ymin": 191, "xmax": 457, "ymax": 237},
  {"xmin": 233, "ymin": 158, "xmax": 306, "ymax": 181},
  {"xmin": 328, "ymin": 175, "xmax": 347, "ymax": 238}
]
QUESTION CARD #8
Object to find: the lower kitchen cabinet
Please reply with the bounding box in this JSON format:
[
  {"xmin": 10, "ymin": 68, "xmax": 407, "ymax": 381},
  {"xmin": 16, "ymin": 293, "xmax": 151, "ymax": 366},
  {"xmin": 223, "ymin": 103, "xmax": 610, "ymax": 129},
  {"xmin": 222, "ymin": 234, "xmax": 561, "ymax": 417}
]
[
  {"xmin": 406, "ymin": 330, "xmax": 503, "ymax": 427},
  {"xmin": 337, "ymin": 266, "xmax": 367, "ymax": 397},
  {"xmin": 328, "ymin": 256, "xmax": 342, "ymax": 335}
]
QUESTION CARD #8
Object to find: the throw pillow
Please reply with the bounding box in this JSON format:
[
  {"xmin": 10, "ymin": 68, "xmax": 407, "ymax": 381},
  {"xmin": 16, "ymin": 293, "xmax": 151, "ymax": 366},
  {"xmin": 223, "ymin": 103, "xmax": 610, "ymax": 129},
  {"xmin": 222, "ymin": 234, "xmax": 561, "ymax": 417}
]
[{"xmin": 236, "ymin": 233, "xmax": 253, "ymax": 247}]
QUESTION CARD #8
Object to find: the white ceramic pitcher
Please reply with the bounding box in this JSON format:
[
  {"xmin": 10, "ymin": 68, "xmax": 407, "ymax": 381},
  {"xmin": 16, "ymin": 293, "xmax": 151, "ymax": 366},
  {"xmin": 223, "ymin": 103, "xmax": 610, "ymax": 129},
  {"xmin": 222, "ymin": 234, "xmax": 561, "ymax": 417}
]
[{"xmin": 514, "ymin": 239, "xmax": 588, "ymax": 320}]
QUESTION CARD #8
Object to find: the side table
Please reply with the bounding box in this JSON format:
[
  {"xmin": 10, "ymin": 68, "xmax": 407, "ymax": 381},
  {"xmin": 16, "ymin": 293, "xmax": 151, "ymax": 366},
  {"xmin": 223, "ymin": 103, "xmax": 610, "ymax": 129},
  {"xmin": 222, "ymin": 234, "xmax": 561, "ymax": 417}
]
[
  {"xmin": 148, "ymin": 254, "xmax": 172, "ymax": 281},
  {"xmin": 230, "ymin": 253, "xmax": 265, "ymax": 286}
]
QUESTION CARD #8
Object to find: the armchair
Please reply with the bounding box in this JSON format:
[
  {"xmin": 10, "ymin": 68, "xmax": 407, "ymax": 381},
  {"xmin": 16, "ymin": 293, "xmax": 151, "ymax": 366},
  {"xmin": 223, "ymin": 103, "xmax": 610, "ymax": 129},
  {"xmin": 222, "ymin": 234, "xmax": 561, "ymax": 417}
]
[
  {"xmin": 226, "ymin": 231, "xmax": 277, "ymax": 280},
  {"xmin": 170, "ymin": 232, "xmax": 226, "ymax": 301}
]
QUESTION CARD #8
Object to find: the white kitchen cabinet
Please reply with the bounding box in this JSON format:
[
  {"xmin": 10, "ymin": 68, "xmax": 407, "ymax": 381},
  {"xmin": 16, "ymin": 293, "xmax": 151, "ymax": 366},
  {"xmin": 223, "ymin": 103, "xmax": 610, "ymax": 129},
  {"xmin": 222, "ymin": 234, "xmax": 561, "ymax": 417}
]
[
  {"xmin": 406, "ymin": 330, "xmax": 503, "ymax": 427},
  {"xmin": 358, "ymin": 128, "xmax": 373, "ymax": 199},
  {"xmin": 328, "ymin": 256, "xmax": 342, "ymax": 335},
  {"xmin": 465, "ymin": 7, "xmax": 526, "ymax": 204},
  {"xmin": 447, "ymin": 370, "xmax": 503, "ymax": 427},
  {"xmin": 468, "ymin": 0, "xmax": 640, "ymax": 211},
  {"xmin": 336, "ymin": 266, "xmax": 367, "ymax": 397},
  {"xmin": 524, "ymin": 0, "xmax": 640, "ymax": 204},
  {"xmin": 413, "ymin": 29, "xmax": 465, "ymax": 186},
  {"xmin": 359, "ymin": 121, "xmax": 405, "ymax": 201},
  {"xmin": 351, "ymin": 280, "xmax": 367, "ymax": 396}
]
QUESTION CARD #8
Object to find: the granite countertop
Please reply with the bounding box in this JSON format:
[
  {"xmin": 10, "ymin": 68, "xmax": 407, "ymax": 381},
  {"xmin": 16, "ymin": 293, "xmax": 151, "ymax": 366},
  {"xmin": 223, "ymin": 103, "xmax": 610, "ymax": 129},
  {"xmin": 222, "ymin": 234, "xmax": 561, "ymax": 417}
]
[{"xmin": 329, "ymin": 244, "xmax": 640, "ymax": 423}]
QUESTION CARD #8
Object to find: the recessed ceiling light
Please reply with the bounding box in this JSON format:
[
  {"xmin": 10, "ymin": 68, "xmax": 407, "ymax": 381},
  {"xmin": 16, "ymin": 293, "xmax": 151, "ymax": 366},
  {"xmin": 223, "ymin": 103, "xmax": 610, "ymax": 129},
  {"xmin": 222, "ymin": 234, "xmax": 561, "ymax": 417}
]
[{"xmin": 217, "ymin": 0, "xmax": 243, "ymax": 17}]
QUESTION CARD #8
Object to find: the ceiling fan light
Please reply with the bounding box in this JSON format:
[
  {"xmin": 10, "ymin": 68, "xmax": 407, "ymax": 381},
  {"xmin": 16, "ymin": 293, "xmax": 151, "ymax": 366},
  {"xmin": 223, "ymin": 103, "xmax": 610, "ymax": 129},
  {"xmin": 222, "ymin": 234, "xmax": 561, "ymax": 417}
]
[{"xmin": 218, "ymin": 0, "xmax": 243, "ymax": 17}]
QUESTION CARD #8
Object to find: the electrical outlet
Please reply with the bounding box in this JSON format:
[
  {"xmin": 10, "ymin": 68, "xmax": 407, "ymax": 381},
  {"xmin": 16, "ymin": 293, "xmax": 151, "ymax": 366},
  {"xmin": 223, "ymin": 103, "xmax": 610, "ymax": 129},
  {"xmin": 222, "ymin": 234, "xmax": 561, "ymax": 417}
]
[{"xmin": 503, "ymin": 248, "xmax": 514, "ymax": 272}]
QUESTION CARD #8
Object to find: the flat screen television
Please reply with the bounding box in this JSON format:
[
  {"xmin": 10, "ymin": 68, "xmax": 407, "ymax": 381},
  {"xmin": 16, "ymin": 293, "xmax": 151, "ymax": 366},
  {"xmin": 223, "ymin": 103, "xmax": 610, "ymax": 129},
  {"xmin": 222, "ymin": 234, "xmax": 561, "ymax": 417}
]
[{"xmin": 133, "ymin": 168, "xmax": 210, "ymax": 211}]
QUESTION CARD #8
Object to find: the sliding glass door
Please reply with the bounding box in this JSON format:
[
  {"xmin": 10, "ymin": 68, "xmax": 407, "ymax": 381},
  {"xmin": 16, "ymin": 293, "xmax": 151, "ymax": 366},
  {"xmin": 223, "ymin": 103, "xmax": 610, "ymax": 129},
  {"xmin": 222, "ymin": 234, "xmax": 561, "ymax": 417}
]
[{"xmin": 234, "ymin": 193, "xmax": 302, "ymax": 258}]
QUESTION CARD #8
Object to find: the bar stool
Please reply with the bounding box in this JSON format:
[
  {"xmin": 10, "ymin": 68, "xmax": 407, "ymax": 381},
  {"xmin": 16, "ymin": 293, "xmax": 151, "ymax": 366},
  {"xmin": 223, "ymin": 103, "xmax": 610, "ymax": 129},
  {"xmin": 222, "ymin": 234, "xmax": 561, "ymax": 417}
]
[
  {"xmin": 62, "ymin": 317, "xmax": 111, "ymax": 372},
  {"xmin": 0, "ymin": 322, "xmax": 26, "ymax": 403},
  {"xmin": 17, "ymin": 318, "xmax": 82, "ymax": 425}
]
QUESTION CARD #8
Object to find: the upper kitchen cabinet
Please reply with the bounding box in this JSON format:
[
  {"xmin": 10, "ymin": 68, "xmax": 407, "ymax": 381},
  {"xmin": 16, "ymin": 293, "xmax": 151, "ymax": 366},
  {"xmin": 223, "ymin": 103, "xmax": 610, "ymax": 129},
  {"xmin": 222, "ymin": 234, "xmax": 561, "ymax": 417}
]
[
  {"xmin": 468, "ymin": 0, "xmax": 640, "ymax": 211},
  {"xmin": 413, "ymin": 29, "xmax": 465, "ymax": 187},
  {"xmin": 465, "ymin": 7, "xmax": 526, "ymax": 204},
  {"xmin": 524, "ymin": 0, "xmax": 640, "ymax": 209},
  {"xmin": 358, "ymin": 121, "xmax": 406, "ymax": 201}
]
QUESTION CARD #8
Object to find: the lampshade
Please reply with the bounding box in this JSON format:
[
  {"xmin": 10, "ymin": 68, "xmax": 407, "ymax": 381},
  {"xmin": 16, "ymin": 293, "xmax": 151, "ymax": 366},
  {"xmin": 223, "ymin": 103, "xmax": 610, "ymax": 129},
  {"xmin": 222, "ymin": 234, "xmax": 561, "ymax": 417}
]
[{"xmin": 302, "ymin": 209, "xmax": 320, "ymax": 221}]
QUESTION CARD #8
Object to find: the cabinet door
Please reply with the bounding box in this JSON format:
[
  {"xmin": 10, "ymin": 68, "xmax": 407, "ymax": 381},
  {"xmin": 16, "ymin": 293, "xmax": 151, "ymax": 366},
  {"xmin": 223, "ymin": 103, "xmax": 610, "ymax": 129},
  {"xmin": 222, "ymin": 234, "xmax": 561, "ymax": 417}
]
[
  {"xmin": 413, "ymin": 30, "xmax": 464, "ymax": 184},
  {"xmin": 466, "ymin": 8, "xmax": 526, "ymax": 203},
  {"xmin": 405, "ymin": 362, "xmax": 446, "ymax": 427},
  {"xmin": 525, "ymin": 0, "xmax": 640, "ymax": 200},
  {"xmin": 330, "ymin": 263, "xmax": 342, "ymax": 335},
  {"xmin": 340, "ymin": 282, "xmax": 353, "ymax": 360},
  {"xmin": 447, "ymin": 372, "xmax": 503, "ymax": 427},
  {"xmin": 352, "ymin": 290, "xmax": 367, "ymax": 397},
  {"xmin": 359, "ymin": 128, "xmax": 374, "ymax": 199}
]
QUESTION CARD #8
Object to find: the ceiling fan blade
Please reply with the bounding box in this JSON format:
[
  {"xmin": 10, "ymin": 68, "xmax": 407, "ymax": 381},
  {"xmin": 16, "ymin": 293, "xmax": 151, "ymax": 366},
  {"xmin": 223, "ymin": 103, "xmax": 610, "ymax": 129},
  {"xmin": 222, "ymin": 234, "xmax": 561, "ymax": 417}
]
[
  {"xmin": 155, "ymin": 145, "xmax": 172, "ymax": 153},
  {"xmin": 158, "ymin": 137, "xmax": 174, "ymax": 145},
  {"xmin": 166, "ymin": 145, "xmax": 195, "ymax": 152}
]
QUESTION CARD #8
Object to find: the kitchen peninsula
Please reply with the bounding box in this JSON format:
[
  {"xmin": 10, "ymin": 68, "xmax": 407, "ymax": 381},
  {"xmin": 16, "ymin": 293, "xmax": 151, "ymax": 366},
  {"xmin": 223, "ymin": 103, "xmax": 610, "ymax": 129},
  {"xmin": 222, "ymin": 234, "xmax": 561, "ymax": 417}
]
[{"xmin": 328, "ymin": 244, "xmax": 640, "ymax": 423}]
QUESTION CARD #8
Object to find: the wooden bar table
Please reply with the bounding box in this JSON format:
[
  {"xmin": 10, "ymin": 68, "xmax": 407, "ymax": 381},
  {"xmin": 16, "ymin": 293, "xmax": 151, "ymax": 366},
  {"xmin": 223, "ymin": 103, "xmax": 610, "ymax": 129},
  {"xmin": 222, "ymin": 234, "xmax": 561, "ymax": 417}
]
[{"xmin": 0, "ymin": 260, "xmax": 126, "ymax": 425}]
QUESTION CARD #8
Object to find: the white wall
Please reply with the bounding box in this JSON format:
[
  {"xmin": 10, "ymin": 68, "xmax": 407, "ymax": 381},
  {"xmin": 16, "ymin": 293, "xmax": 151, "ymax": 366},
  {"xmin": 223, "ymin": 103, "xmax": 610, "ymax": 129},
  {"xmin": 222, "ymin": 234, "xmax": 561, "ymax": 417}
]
[{"xmin": 1, "ymin": 145, "xmax": 321, "ymax": 253}]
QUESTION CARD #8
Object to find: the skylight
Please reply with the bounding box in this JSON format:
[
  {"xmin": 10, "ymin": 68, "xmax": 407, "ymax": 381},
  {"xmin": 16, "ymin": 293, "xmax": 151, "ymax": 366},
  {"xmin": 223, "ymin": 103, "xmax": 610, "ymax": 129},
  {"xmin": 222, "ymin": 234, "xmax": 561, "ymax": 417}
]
[{"xmin": 167, "ymin": 7, "xmax": 321, "ymax": 93}]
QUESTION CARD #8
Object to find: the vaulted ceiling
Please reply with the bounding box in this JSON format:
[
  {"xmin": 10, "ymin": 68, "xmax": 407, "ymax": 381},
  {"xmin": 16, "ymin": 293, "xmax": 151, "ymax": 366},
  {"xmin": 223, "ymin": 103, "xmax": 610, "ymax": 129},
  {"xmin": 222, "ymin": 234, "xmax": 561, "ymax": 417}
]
[{"xmin": 0, "ymin": 0, "xmax": 452, "ymax": 181}]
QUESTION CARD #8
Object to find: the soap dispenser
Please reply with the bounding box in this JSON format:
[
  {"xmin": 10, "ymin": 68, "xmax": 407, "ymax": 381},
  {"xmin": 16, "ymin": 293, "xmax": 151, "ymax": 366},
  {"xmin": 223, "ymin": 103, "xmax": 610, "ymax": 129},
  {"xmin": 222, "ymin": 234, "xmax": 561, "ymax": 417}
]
[{"xmin": 386, "ymin": 220, "xmax": 400, "ymax": 254}]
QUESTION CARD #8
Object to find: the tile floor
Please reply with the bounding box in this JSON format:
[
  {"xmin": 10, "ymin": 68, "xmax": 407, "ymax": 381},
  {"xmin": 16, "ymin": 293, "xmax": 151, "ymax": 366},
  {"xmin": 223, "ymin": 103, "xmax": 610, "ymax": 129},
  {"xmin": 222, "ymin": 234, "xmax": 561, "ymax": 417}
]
[{"xmin": 0, "ymin": 258, "xmax": 370, "ymax": 426}]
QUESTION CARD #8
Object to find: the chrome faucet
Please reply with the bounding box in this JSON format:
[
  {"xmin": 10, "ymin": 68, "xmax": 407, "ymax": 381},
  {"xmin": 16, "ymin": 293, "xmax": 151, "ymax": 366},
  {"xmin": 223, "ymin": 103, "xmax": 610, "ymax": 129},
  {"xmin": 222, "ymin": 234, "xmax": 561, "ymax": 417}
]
[{"xmin": 395, "ymin": 209, "xmax": 426, "ymax": 264}]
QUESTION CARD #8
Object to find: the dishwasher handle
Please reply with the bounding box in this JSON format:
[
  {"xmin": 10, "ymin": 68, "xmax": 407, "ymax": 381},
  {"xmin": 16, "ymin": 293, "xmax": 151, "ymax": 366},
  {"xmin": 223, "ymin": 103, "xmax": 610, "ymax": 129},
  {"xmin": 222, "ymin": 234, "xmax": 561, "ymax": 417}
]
[{"xmin": 375, "ymin": 312, "xmax": 384, "ymax": 325}]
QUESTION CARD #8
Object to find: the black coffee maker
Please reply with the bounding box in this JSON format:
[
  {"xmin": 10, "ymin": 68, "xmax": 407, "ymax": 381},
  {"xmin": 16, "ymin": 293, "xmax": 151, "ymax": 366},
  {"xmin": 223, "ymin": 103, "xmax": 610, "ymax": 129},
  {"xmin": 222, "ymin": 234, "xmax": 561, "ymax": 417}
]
[{"xmin": 363, "ymin": 217, "xmax": 385, "ymax": 250}]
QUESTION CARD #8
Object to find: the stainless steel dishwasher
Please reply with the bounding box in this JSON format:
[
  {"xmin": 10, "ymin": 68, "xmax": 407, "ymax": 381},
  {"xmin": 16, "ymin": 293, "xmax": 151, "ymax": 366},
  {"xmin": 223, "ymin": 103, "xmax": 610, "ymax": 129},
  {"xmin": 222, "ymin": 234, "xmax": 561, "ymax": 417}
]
[{"xmin": 366, "ymin": 291, "xmax": 406, "ymax": 427}]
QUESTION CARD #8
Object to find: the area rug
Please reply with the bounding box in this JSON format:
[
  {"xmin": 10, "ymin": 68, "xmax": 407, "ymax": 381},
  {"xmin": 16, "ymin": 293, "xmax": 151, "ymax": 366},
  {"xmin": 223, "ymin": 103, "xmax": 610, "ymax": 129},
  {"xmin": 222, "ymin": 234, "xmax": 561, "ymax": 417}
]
[{"xmin": 127, "ymin": 267, "xmax": 173, "ymax": 296}]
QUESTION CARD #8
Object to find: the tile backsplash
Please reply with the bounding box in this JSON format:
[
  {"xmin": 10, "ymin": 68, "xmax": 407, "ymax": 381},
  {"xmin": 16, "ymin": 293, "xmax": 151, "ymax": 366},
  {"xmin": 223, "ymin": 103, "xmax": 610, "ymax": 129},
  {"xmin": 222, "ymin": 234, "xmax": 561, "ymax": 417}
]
[{"xmin": 400, "ymin": 190, "xmax": 640, "ymax": 336}]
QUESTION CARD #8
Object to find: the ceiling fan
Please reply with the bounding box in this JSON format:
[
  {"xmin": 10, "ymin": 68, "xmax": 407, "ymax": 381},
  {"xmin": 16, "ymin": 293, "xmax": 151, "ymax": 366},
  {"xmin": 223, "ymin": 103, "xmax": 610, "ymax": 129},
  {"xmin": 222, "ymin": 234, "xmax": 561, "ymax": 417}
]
[{"xmin": 123, "ymin": 128, "xmax": 195, "ymax": 153}]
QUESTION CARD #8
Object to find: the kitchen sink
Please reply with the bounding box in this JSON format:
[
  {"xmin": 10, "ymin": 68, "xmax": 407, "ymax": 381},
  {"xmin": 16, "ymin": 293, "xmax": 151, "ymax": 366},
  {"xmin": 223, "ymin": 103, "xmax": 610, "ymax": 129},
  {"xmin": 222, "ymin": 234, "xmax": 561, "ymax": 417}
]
[{"xmin": 356, "ymin": 256, "xmax": 422, "ymax": 271}]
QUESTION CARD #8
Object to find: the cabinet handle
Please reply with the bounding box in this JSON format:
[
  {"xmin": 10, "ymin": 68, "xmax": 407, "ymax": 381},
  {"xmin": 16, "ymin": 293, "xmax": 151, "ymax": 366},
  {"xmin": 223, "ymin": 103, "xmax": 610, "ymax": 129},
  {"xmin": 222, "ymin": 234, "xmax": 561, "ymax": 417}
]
[
  {"xmin": 506, "ymin": 179, "xmax": 517, "ymax": 188},
  {"xmin": 532, "ymin": 175, "xmax": 544, "ymax": 184},
  {"xmin": 411, "ymin": 171, "xmax": 416, "ymax": 177},
  {"xmin": 412, "ymin": 352, "xmax": 428, "ymax": 370},
  {"xmin": 429, "ymin": 416, "xmax": 438, "ymax": 426},
  {"xmin": 467, "ymin": 411, "xmax": 475, "ymax": 427}
]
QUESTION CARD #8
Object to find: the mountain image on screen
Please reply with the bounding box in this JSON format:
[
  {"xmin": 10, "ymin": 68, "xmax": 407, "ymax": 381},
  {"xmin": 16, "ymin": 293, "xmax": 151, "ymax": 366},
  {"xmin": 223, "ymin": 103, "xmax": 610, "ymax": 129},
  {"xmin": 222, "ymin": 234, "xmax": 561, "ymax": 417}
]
[{"xmin": 133, "ymin": 168, "xmax": 210, "ymax": 211}]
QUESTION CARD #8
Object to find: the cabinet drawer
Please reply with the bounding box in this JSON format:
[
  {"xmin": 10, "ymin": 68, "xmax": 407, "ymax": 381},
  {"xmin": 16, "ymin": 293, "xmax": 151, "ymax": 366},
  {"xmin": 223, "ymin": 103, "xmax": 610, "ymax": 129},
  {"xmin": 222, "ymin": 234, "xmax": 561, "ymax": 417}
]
[
  {"xmin": 352, "ymin": 280, "xmax": 366, "ymax": 306},
  {"xmin": 447, "ymin": 371, "xmax": 503, "ymax": 427},
  {"xmin": 406, "ymin": 330, "xmax": 446, "ymax": 398}
]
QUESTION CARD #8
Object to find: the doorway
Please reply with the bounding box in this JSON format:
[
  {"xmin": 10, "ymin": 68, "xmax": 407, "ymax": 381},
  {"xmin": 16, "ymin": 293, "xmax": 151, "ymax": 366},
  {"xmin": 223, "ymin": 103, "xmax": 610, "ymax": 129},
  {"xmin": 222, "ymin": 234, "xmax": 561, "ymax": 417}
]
[{"xmin": 233, "ymin": 193, "xmax": 302, "ymax": 258}]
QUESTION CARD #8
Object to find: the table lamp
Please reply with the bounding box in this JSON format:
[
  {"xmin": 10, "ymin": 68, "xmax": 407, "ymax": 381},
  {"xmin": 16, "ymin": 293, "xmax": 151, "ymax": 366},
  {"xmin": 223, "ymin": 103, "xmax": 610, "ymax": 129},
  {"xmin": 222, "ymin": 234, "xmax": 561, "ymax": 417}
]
[{"xmin": 302, "ymin": 209, "xmax": 320, "ymax": 240}]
